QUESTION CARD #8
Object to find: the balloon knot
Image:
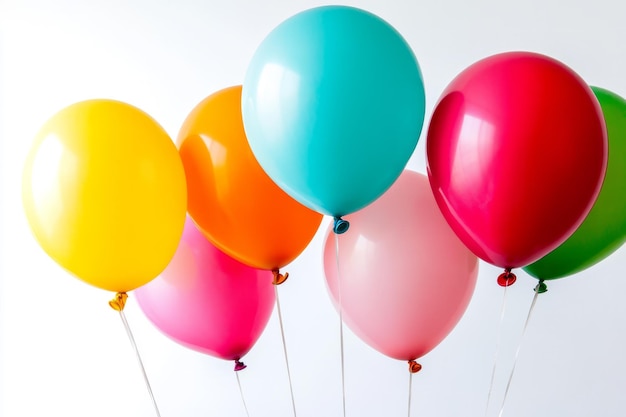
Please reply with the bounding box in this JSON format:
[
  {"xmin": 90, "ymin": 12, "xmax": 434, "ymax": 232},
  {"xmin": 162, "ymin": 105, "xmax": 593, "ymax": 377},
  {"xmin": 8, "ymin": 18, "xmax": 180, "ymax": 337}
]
[
  {"xmin": 234, "ymin": 360, "xmax": 247, "ymax": 371},
  {"xmin": 408, "ymin": 360, "xmax": 422, "ymax": 373},
  {"xmin": 534, "ymin": 280, "xmax": 548, "ymax": 294},
  {"xmin": 333, "ymin": 217, "xmax": 350, "ymax": 234},
  {"xmin": 497, "ymin": 268, "xmax": 517, "ymax": 287},
  {"xmin": 272, "ymin": 269, "xmax": 289, "ymax": 285},
  {"xmin": 109, "ymin": 292, "xmax": 128, "ymax": 311}
]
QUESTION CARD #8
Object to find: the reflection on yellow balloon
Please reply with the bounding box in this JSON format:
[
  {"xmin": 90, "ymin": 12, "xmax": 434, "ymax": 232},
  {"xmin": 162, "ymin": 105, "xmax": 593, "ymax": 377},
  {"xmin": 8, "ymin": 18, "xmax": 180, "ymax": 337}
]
[{"xmin": 22, "ymin": 99, "xmax": 187, "ymax": 292}]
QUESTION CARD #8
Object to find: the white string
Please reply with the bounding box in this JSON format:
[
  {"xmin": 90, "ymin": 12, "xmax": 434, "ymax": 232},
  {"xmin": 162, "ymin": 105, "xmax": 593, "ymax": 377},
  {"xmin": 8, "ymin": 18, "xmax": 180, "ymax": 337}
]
[
  {"xmin": 335, "ymin": 232, "xmax": 347, "ymax": 417},
  {"xmin": 118, "ymin": 310, "xmax": 162, "ymax": 417},
  {"xmin": 407, "ymin": 371, "xmax": 414, "ymax": 417},
  {"xmin": 497, "ymin": 285, "xmax": 542, "ymax": 417},
  {"xmin": 274, "ymin": 285, "xmax": 298, "ymax": 417},
  {"xmin": 484, "ymin": 284, "xmax": 510, "ymax": 417},
  {"xmin": 235, "ymin": 370, "xmax": 250, "ymax": 417}
]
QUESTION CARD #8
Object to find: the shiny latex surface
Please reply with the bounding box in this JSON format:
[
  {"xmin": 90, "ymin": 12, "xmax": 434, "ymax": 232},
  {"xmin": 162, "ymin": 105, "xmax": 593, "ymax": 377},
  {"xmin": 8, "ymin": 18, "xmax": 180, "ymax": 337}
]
[
  {"xmin": 136, "ymin": 217, "xmax": 275, "ymax": 361},
  {"xmin": 525, "ymin": 86, "xmax": 626, "ymax": 279},
  {"xmin": 323, "ymin": 171, "xmax": 478, "ymax": 361},
  {"xmin": 22, "ymin": 99, "xmax": 187, "ymax": 292},
  {"xmin": 178, "ymin": 86, "xmax": 322, "ymax": 270},
  {"xmin": 242, "ymin": 5, "xmax": 425, "ymax": 217},
  {"xmin": 427, "ymin": 52, "xmax": 607, "ymax": 268}
]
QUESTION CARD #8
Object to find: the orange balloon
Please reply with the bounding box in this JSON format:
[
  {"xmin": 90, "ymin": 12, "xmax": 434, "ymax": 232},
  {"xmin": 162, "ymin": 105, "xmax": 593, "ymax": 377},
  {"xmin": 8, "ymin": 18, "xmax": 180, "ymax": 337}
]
[{"xmin": 178, "ymin": 86, "xmax": 322, "ymax": 270}]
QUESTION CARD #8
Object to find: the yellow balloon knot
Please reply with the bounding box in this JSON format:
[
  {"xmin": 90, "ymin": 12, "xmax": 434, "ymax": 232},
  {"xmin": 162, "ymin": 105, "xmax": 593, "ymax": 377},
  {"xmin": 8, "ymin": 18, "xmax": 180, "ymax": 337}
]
[
  {"xmin": 272, "ymin": 269, "xmax": 289, "ymax": 285},
  {"xmin": 408, "ymin": 360, "xmax": 422, "ymax": 374},
  {"xmin": 109, "ymin": 292, "xmax": 128, "ymax": 311}
]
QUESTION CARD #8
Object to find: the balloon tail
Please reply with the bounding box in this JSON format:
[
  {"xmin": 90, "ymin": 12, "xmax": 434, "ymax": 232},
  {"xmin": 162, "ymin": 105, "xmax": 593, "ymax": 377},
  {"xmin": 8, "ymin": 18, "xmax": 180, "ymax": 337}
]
[
  {"xmin": 234, "ymin": 360, "xmax": 247, "ymax": 371},
  {"xmin": 497, "ymin": 282, "xmax": 543, "ymax": 417},
  {"xmin": 497, "ymin": 268, "xmax": 517, "ymax": 287},
  {"xmin": 333, "ymin": 216, "xmax": 350, "ymax": 234},
  {"xmin": 484, "ymin": 283, "xmax": 510, "ymax": 417},
  {"xmin": 275, "ymin": 285, "xmax": 298, "ymax": 417},
  {"xmin": 110, "ymin": 294, "xmax": 161, "ymax": 417},
  {"xmin": 407, "ymin": 370, "xmax": 414, "ymax": 417},
  {"xmin": 235, "ymin": 370, "xmax": 251, "ymax": 417},
  {"xmin": 272, "ymin": 269, "xmax": 289, "ymax": 285},
  {"xmin": 335, "ymin": 232, "xmax": 347, "ymax": 417}
]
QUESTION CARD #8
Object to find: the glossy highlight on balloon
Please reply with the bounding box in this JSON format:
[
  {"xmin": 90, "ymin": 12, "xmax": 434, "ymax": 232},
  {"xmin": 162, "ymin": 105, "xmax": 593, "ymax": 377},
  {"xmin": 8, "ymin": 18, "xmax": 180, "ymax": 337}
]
[
  {"xmin": 323, "ymin": 170, "xmax": 478, "ymax": 361},
  {"xmin": 427, "ymin": 51, "xmax": 607, "ymax": 269},
  {"xmin": 524, "ymin": 86, "xmax": 626, "ymax": 279},
  {"xmin": 178, "ymin": 85, "xmax": 322, "ymax": 270},
  {"xmin": 135, "ymin": 218, "xmax": 276, "ymax": 362},
  {"xmin": 242, "ymin": 5, "xmax": 426, "ymax": 217},
  {"xmin": 22, "ymin": 99, "xmax": 187, "ymax": 292}
]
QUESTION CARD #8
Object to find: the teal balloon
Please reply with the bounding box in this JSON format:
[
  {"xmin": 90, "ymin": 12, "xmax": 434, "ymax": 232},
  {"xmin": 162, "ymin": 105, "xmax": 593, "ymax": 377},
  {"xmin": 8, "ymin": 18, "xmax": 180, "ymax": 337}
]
[
  {"xmin": 524, "ymin": 86, "xmax": 626, "ymax": 279},
  {"xmin": 242, "ymin": 6, "xmax": 425, "ymax": 217}
]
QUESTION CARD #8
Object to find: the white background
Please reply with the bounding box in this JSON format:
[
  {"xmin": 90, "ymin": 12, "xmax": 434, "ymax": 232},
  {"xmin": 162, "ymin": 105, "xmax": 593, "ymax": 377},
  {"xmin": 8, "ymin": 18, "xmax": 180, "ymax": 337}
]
[{"xmin": 2, "ymin": 1, "xmax": 625, "ymax": 416}]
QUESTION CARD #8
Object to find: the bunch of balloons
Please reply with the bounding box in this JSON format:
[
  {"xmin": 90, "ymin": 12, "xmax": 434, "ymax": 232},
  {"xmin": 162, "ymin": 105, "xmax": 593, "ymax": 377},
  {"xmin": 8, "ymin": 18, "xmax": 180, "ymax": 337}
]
[{"xmin": 22, "ymin": 4, "xmax": 625, "ymax": 376}]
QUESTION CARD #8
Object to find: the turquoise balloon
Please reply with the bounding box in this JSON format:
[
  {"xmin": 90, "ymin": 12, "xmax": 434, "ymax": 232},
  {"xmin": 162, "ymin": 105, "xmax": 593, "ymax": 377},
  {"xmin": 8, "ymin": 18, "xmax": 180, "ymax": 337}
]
[
  {"xmin": 242, "ymin": 6, "xmax": 426, "ymax": 217},
  {"xmin": 524, "ymin": 86, "xmax": 626, "ymax": 280}
]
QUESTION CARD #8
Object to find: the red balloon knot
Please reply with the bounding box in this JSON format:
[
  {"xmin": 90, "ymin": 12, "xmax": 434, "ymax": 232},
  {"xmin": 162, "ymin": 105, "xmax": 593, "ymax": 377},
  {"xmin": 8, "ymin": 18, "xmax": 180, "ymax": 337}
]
[
  {"xmin": 272, "ymin": 269, "xmax": 289, "ymax": 285},
  {"xmin": 408, "ymin": 360, "xmax": 422, "ymax": 373},
  {"xmin": 497, "ymin": 268, "xmax": 517, "ymax": 287},
  {"xmin": 234, "ymin": 360, "xmax": 247, "ymax": 371}
]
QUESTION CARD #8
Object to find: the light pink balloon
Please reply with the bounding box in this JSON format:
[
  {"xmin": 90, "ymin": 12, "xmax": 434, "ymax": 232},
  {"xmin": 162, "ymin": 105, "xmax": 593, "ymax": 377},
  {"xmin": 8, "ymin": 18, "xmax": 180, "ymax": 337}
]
[
  {"xmin": 135, "ymin": 217, "xmax": 275, "ymax": 363},
  {"xmin": 323, "ymin": 170, "xmax": 478, "ymax": 361}
]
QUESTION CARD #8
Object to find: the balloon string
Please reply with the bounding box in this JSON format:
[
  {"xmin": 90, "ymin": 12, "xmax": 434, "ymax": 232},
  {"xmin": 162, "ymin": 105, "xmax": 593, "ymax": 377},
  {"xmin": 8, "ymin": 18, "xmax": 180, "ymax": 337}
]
[
  {"xmin": 407, "ymin": 371, "xmax": 413, "ymax": 417},
  {"xmin": 484, "ymin": 284, "xmax": 510, "ymax": 417},
  {"xmin": 497, "ymin": 282, "xmax": 543, "ymax": 417},
  {"xmin": 118, "ymin": 309, "xmax": 162, "ymax": 417},
  {"xmin": 274, "ymin": 285, "xmax": 298, "ymax": 417},
  {"xmin": 235, "ymin": 369, "xmax": 250, "ymax": 417},
  {"xmin": 335, "ymin": 232, "xmax": 347, "ymax": 417}
]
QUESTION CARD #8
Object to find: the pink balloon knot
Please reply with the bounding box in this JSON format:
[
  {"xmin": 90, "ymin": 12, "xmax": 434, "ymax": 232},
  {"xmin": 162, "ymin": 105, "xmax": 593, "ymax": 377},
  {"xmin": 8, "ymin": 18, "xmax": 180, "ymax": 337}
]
[
  {"xmin": 497, "ymin": 268, "xmax": 517, "ymax": 287},
  {"xmin": 408, "ymin": 360, "xmax": 422, "ymax": 373},
  {"xmin": 272, "ymin": 269, "xmax": 289, "ymax": 285},
  {"xmin": 234, "ymin": 360, "xmax": 247, "ymax": 371}
]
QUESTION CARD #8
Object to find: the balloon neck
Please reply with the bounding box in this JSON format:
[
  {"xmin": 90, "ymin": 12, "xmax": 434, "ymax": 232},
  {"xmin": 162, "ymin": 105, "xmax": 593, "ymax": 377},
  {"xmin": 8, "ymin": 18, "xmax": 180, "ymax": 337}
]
[
  {"xmin": 408, "ymin": 360, "xmax": 422, "ymax": 373},
  {"xmin": 497, "ymin": 268, "xmax": 517, "ymax": 287},
  {"xmin": 534, "ymin": 280, "xmax": 548, "ymax": 294},
  {"xmin": 333, "ymin": 217, "xmax": 350, "ymax": 234},
  {"xmin": 109, "ymin": 292, "xmax": 128, "ymax": 311},
  {"xmin": 272, "ymin": 269, "xmax": 289, "ymax": 285},
  {"xmin": 234, "ymin": 359, "xmax": 247, "ymax": 371}
]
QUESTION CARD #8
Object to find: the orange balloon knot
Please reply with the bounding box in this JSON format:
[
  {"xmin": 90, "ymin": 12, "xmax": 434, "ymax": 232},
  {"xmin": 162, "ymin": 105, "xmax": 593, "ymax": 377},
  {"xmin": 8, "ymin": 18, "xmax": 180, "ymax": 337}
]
[
  {"xmin": 497, "ymin": 268, "xmax": 517, "ymax": 287},
  {"xmin": 408, "ymin": 360, "xmax": 422, "ymax": 373},
  {"xmin": 333, "ymin": 216, "xmax": 350, "ymax": 234},
  {"xmin": 534, "ymin": 279, "xmax": 548, "ymax": 294},
  {"xmin": 272, "ymin": 269, "xmax": 289, "ymax": 285},
  {"xmin": 234, "ymin": 360, "xmax": 247, "ymax": 371},
  {"xmin": 109, "ymin": 292, "xmax": 128, "ymax": 311}
]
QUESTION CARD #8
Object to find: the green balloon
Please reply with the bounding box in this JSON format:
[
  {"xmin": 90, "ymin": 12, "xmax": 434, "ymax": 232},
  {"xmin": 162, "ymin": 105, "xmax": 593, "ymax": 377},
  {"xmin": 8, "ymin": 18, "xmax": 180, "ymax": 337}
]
[{"xmin": 524, "ymin": 86, "xmax": 626, "ymax": 280}]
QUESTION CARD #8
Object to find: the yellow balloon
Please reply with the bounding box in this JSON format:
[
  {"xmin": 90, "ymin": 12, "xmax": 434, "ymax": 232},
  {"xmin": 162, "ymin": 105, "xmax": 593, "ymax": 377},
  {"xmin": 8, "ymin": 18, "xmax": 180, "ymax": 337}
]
[{"xmin": 22, "ymin": 99, "xmax": 187, "ymax": 292}]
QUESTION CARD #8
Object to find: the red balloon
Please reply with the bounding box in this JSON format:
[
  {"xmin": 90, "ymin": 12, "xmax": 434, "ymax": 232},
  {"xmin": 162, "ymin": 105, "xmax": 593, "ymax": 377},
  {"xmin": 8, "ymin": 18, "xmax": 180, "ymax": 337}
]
[{"xmin": 427, "ymin": 52, "xmax": 607, "ymax": 269}]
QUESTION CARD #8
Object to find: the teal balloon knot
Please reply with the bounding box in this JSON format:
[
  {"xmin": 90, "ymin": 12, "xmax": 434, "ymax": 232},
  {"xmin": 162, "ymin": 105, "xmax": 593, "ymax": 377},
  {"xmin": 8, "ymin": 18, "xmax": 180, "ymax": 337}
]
[
  {"xmin": 333, "ymin": 217, "xmax": 350, "ymax": 234},
  {"xmin": 534, "ymin": 280, "xmax": 548, "ymax": 294}
]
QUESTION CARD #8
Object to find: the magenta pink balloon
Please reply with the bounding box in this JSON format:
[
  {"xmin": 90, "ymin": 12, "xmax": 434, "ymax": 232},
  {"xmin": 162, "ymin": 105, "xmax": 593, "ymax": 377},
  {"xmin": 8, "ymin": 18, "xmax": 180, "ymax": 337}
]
[
  {"xmin": 323, "ymin": 170, "xmax": 478, "ymax": 361},
  {"xmin": 427, "ymin": 51, "xmax": 607, "ymax": 268},
  {"xmin": 135, "ymin": 218, "xmax": 275, "ymax": 362}
]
